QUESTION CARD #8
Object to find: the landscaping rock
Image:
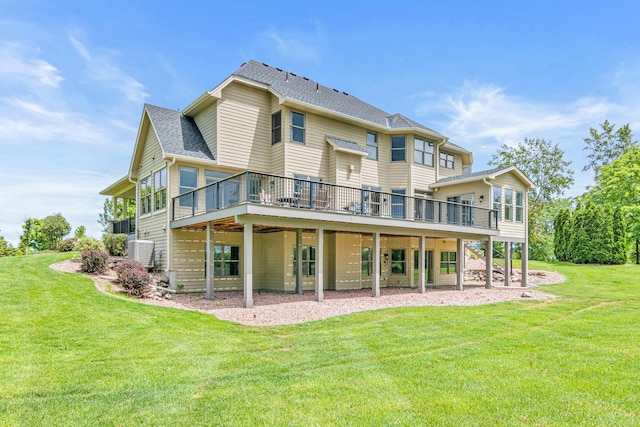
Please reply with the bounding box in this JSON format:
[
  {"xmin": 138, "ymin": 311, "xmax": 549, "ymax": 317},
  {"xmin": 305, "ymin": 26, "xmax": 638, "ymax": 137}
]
[{"xmin": 521, "ymin": 292, "xmax": 532, "ymax": 298}]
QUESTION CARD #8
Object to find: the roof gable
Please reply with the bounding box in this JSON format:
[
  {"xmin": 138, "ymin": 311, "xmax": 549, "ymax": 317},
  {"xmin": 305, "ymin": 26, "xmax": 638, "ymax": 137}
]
[
  {"xmin": 434, "ymin": 166, "xmax": 535, "ymax": 189},
  {"xmin": 230, "ymin": 60, "xmax": 442, "ymax": 136}
]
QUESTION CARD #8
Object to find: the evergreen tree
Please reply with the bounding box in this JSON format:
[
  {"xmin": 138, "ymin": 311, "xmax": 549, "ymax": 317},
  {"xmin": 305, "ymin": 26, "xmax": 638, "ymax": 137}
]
[
  {"xmin": 569, "ymin": 203, "xmax": 590, "ymax": 263},
  {"xmin": 612, "ymin": 207, "xmax": 627, "ymax": 264},
  {"xmin": 553, "ymin": 208, "xmax": 571, "ymax": 261}
]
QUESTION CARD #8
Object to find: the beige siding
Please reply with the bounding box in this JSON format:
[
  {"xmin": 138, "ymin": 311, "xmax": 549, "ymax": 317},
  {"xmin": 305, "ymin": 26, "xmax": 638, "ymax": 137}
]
[
  {"xmin": 258, "ymin": 231, "xmax": 285, "ymax": 290},
  {"xmin": 332, "ymin": 233, "xmax": 362, "ymax": 290},
  {"xmin": 193, "ymin": 103, "xmax": 217, "ymax": 160},
  {"xmin": 361, "ymin": 133, "xmax": 389, "ymax": 189},
  {"xmin": 284, "ymin": 108, "xmax": 330, "ymax": 179},
  {"xmin": 335, "ymin": 152, "xmax": 362, "ymax": 187},
  {"xmin": 217, "ymin": 82, "xmax": 271, "ymax": 172},
  {"xmin": 137, "ymin": 126, "xmax": 169, "ymax": 271},
  {"xmin": 493, "ymin": 173, "xmax": 528, "ymax": 241}
]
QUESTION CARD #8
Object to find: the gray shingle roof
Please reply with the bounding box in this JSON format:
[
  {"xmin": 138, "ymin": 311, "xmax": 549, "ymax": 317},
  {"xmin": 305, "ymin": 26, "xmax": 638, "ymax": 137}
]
[
  {"xmin": 326, "ymin": 136, "xmax": 367, "ymax": 154},
  {"xmin": 233, "ymin": 60, "xmax": 442, "ymax": 135},
  {"xmin": 436, "ymin": 166, "xmax": 512, "ymax": 184},
  {"xmin": 145, "ymin": 104, "xmax": 214, "ymax": 161}
]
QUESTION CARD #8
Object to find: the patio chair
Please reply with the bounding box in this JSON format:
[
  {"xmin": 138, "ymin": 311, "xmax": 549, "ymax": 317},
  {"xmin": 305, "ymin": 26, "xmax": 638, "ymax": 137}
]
[{"xmin": 313, "ymin": 188, "xmax": 330, "ymax": 210}]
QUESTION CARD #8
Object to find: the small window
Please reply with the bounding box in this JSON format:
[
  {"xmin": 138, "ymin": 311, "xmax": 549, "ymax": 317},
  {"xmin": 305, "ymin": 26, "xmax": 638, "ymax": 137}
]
[
  {"xmin": 291, "ymin": 111, "xmax": 305, "ymax": 143},
  {"xmin": 361, "ymin": 247, "xmax": 373, "ymax": 276},
  {"xmin": 179, "ymin": 167, "xmax": 198, "ymax": 208},
  {"xmin": 440, "ymin": 152, "xmax": 454, "ymax": 169},
  {"xmin": 366, "ymin": 132, "xmax": 378, "ymax": 160},
  {"xmin": 391, "ymin": 249, "xmax": 406, "ymax": 275},
  {"xmin": 504, "ymin": 189, "xmax": 513, "ymax": 221},
  {"xmin": 414, "ymin": 138, "xmax": 434, "ymax": 166},
  {"xmin": 140, "ymin": 176, "xmax": 152, "ymax": 215},
  {"xmin": 271, "ymin": 111, "xmax": 282, "ymax": 144},
  {"xmin": 391, "ymin": 136, "xmax": 406, "ymax": 162},
  {"xmin": 293, "ymin": 245, "xmax": 316, "ymax": 277},
  {"xmin": 213, "ymin": 245, "xmax": 240, "ymax": 277},
  {"xmin": 493, "ymin": 186, "xmax": 502, "ymax": 221},
  {"xmin": 153, "ymin": 168, "xmax": 167, "ymax": 211},
  {"xmin": 516, "ymin": 191, "xmax": 524, "ymax": 222},
  {"xmin": 440, "ymin": 251, "xmax": 457, "ymax": 274}
]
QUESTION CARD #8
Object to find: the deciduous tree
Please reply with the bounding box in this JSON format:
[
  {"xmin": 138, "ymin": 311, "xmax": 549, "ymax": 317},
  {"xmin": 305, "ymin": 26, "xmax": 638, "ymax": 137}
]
[
  {"xmin": 41, "ymin": 213, "xmax": 71, "ymax": 250},
  {"xmin": 583, "ymin": 120, "xmax": 637, "ymax": 174}
]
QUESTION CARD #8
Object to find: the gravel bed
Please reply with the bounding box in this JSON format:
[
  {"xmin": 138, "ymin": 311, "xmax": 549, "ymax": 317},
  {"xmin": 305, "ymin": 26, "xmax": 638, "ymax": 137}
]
[{"xmin": 51, "ymin": 259, "xmax": 560, "ymax": 326}]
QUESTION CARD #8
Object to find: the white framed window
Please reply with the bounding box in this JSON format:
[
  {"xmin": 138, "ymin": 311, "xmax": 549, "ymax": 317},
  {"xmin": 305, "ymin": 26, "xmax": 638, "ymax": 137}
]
[
  {"xmin": 214, "ymin": 245, "xmax": 240, "ymax": 277},
  {"xmin": 366, "ymin": 132, "xmax": 378, "ymax": 160},
  {"xmin": 440, "ymin": 152, "xmax": 454, "ymax": 169},
  {"xmin": 504, "ymin": 188, "xmax": 513, "ymax": 221},
  {"xmin": 391, "ymin": 249, "xmax": 406, "ymax": 275},
  {"xmin": 391, "ymin": 136, "xmax": 406, "ymax": 162},
  {"xmin": 179, "ymin": 167, "xmax": 198, "ymax": 208},
  {"xmin": 140, "ymin": 175, "xmax": 152, "ymax": 215},
  {"xmin": 153, "ymin": 168, "xmax": 167, "ymax": 211},
  {"xmin": 493, "ymin": 186, "xmax": 502, "ymax": 221},
  {"xmin": 516, "ymin": 191, "xmax": 524, "ymax": 222},
  {"xmin": 291, "ymin": 111, "xmax": 305, "ymax": 143},
  {"xmin": 361, "ymin": 247, "xmax": 373, "ymax": 276},
  {"xmin": 440, "ymin": 251, "xmax": 457, "ymax": 274},
  {"xmin": 414, "ymin": 138, "xmax": 434, "ymax": 166},
  {"xmin": 293, "ymin": 245, "xmax": 316, "ymax": 277}
]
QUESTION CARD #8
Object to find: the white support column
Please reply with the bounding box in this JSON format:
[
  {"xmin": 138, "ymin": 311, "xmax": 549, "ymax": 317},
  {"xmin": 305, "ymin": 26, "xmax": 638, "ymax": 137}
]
[
  {"xmin": 205, "ymin": 222, "xmax": 214, "ymax": 300},
  {"xmin": 295, "ymin": 228, "xmax": 303, "ymax": 295},
  {"xmin": 113, "ymin": 197, "xmax": 118, "ymax": 221},
  {"xmin": 486, "ymin": 236, "xmax": 493, "ymax": 289},
  {"xmin": 418, "ymin": 235, "xmax": 426, "ymax": 293},
  {"xmin": 521, "ymin": 242, "xmax": 529, "ymax": 287},
  {"xmin": 123, "ymin": 198, "xmax": 128, "ymax": 219},
  {"xmin": 372, "ymin": 232, "xmax": 380, "ymax": 297},
  {"xmin": 456, "ymin": 238, "xmax": 464, "ymax": 291},
  {"xmin": 504, "ymin": 242, "xmax": 511, "ymax": 287},
  {"xmin": 243, "ymin": 224, "xmax": 253, "ymax": 308},
  {"xmin": 315, "ymin": 227, "xmax": 324, "ymax": 302}
]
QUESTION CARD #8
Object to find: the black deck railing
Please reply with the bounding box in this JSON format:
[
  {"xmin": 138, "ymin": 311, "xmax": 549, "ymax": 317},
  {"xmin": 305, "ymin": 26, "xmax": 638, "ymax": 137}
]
[
  {"xmin": 111, "ymin": 217, "xmax": 135, "ymax": 234},
  {"xmin": 172, "ymin": 171, "xmax": 498, "ymax": 230}
]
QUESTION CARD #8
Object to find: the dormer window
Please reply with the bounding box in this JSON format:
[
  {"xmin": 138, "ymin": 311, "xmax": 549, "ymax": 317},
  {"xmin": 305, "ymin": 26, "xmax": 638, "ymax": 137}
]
[{"xmin": 291, "ymin": 111, "xmax": 305, "ymax": 143}]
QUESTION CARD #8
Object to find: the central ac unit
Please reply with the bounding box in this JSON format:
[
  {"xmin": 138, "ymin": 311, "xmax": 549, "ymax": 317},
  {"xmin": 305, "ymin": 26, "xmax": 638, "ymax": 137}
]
[{"xmin": 128, "ymin": 240, "xmax": 155, "ymax": 269}]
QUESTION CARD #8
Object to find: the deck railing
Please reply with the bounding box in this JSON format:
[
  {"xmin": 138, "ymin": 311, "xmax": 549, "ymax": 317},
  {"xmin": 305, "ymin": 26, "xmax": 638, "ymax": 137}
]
[
  {"xmin": 110, "ymin": 217, "xmax": 135, "ymax": 234},
  {"xmin": 172, "ymin": 172, "xmax": 498, "ymax": 230}
]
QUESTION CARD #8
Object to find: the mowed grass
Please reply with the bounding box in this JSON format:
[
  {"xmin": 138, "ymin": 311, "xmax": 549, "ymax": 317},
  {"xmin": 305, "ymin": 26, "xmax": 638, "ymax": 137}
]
[{"xmin": 0, "ymin": 254, "xmax": 639, "ymax": 426}]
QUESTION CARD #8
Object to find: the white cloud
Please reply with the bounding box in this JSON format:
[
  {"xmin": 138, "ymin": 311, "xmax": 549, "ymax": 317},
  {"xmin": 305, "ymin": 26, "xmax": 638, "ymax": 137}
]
[
  {"xmin": 263, "ymin": 24, "xmax": 322, "ymax": 62},
  {"xmin": 0, "ymin": 41, "xmax": 63, "ymax": 88},
  {"xmin": 69, "ymin": 35, "xmax": 148, "ymax": 104}
]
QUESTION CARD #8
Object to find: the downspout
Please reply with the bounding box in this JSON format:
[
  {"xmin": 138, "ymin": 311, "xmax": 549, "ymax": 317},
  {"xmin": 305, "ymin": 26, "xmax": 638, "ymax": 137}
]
[
  {"xmin": 435, "ymin": 137, "xmax": 448, "ymax": 182},
  {"xmin": 166, "ymin": 157, "xmax": 178, "ymax": 287}
]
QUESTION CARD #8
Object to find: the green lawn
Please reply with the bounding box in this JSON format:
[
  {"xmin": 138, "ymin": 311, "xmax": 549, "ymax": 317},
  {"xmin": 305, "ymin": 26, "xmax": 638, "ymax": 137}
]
[{"xmin": 1, "ymin": 253, "xmax": 639, "ymax": 426}]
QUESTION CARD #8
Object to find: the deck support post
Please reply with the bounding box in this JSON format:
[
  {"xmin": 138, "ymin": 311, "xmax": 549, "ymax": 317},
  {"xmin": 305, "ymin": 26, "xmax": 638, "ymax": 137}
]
[
  {"xmin": 504, "ymin": 242, "xmax": 512, "ymax": 287},
  {"xmin": 521, "ymin": 242, "xmax": 529, "ymax": 287},
  {"xmin": 243, "ymin": 223, "xmax": 253, "ymax": 308},
  {"xmin": 315, "ymin": 227, "xmax": 324, "ymax": 302},
  {"xmin": 418, "ymin": 235, "xmax": 426, "ymax": 293},
  {"xmin": 486, "ymin": 235, "xmax": 493, "ymax": 289},
  {"xmin": 456, "ymin": 238, "xmax": 464, "ymax": 290},
  {"xmin": 373, "ymin": 232, "xmax": 380, "ymax": 297},
  {"xmin": 295, "ymin": 228, "xmax": 303, "ymax": 295},
  {"xmin": 205, "ymin": 222, "xmax": 214, "ymax": 300}
]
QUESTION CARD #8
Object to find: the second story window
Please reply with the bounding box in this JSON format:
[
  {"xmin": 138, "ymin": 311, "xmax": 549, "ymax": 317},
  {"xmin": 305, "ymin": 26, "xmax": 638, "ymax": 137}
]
[
  {"xmin": 366, "ymin": 132, "xmax": 378, "ymax": 160},
  {"xmin": 391, "ymin": 136, "xmax": 406, "ymax": 162},
  {"xmin": 414, "ymin": 138, "xmax": 434, "ymax": 166},
  {"xmin": 516, "ymin": 191, "xmax": 524, "ymax": 222},
  {"xmin": 440, "ymin": 152, "xmax": 454, "ymax": 169},
  {"xmin": 179, "ymin": 167, "xmax": 198, "ymax": 208},
  {"xmin": 504, "ymin": 188, "xmax": 513, "ymax": 221},
  {"xmin": 140, "ymin": 176, "xmax": 152, "ymax": 215},
  {"xmin": 291, "ymin": 111, "xmax": 305, "ymax": 143},
  {"xmin": 271, "ymin": 111, "xmax": 281, "ymax": 144},
  {"xmin": 493, "ymin": 186, "xmax": 502, "ymax": 221},
  {"xmin": 154, "ymin": 168, "xmax": 167, "ymax": 211}
]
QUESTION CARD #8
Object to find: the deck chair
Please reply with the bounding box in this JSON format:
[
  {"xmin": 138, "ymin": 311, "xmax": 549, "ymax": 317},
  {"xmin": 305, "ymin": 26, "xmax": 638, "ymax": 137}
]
[
  {"xmin": 259, "ymin": 188, "xmax": 273, "ymax": 205},
  {"xmin": 313, "ymin": 187, "xmax": 330, "ymax": 210},
  {"xmin": 299, "ymin": 186, "xmax": 311, "ymax": 208}
]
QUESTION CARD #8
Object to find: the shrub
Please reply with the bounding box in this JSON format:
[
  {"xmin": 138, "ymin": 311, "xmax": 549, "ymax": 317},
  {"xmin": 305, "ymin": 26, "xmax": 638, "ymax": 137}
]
[
  {"xmin": 81, "ymin": 250, "xmax": 109, "ymax": 274},
  {"xmin": 58, "ymin": 238, "xmax": 77, "ymax": 252},
  {"xmin": 74, "ymin": 237, "xmax": 105, "ymax": 251},
  {"xmin": 104, "ymin": 233, "xmax": 127, "ymax": 256},
  {"xmin": 115, "ymin": 260, "xmax": 151, "ymax": 297}
]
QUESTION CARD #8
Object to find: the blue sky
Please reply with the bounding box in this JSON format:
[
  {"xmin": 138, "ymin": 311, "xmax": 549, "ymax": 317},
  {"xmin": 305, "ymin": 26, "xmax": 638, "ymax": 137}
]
[{"xmin": 1, "ymin": 0, "xmax": 639, "ymax": 246}]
